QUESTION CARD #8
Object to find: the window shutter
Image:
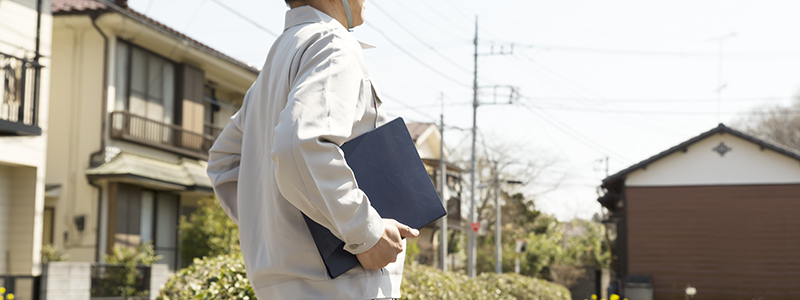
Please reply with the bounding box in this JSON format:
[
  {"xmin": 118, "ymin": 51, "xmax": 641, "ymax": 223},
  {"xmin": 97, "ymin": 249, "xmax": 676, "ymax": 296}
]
[
  {"xmin": 176, "ymin": 64, "xmax": 205, "ymax": 150},
  {"xmin": 176, "ymin": 64, "xmax": 205, "ymax": 134}
]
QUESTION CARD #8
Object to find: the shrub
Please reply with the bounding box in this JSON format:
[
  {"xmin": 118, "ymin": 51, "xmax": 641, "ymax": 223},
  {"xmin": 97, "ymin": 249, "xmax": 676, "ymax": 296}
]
[
  {"xmin": 41, "ymin": 244, "xmax": 69, "ymax": 263},
  {"xmin": 93, "ymin": 242, "xmax": 162, "ymax": 297},
  {"xmin": 157, "ymin": 253, "xmax": 255, "ymax": 300},
  {"xmin": 179, "ymin": 197, "xmax": 240, "ymax": 267},
  {"xmin": 158, "ymin": 255, "xmax": 570, "ymax": 300},
  {"xmin": 401, "ymin": 264, "xmax": 571, "ymax": 300}
]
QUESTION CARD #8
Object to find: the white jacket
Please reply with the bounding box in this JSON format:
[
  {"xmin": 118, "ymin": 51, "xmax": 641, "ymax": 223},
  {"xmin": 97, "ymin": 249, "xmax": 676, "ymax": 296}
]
[{"xmin": 206, "ymin": 6, "xmax": 403, "ymax": 300}]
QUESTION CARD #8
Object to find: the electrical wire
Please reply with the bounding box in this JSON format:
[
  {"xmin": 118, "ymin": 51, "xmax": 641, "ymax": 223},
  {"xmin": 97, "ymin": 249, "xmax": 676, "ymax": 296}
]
[
  {"xmin": 412, "ymin": 0, "xmax": 471, "ymax": 36},
  {"xmin": 383, "ymin": 0, "xmax": 470, "ymax": 40},
  {"xmin": 365, "ymin": 23, "xmax": 471, "ymax": 88},
  {"xmin": 209, "ymin": 0, "xmax": 279, "ymax": 38},
  {"xmin": 522, "ymin": 96, "xmax": 794, "ymax": 104},
  {"xmin": 518, "ymin": 101, "xmax": 634, "ymax": 164},
  {"xmin": 371, "ymin": 2, "xmax": 473, "ymax": 74},
  {"xmin": 510, "ymin": 42, "xmax": 800, "ymax": 58},
  {"xmin": 523, "ymin": 102, "xmax": 800, "ymax": 116},
  {"xmin": 442, "ymin": 0, "xmax": 473, "ymax": 22},
  {"xmin": 379, "ymin": 91, "xmax": 438, "ymax": 121}
]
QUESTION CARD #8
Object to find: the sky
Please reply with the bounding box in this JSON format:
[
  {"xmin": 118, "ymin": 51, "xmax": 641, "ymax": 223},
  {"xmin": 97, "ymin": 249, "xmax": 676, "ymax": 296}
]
[{"xmin": 126, "ymin": 0, "xmax": 800, "ymax": 221}]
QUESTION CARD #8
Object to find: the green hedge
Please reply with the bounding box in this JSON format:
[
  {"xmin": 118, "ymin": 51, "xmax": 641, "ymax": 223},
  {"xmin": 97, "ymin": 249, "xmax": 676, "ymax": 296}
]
[
  {"xmin": 401, "ymin": 264, "xmax": 570, "ymax": 300},
  {"xmin": 157, "ymin": 254, "xmax": 256, "ymax": 300},
  {"xmin": 158, "ymin": 255, "xmax": 570, "ymax": 300}
]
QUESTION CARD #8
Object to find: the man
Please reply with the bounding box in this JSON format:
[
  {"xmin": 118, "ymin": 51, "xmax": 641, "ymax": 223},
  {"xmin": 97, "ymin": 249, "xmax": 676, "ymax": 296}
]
[{"xmin": 206, "ymin": 0, "xmax": 418, "ymax": 299}]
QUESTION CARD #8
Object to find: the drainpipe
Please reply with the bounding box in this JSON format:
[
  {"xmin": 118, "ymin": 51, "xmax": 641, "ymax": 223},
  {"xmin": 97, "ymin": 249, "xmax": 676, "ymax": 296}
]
[
  {"xmin": 88, "ymin": 12, "xmax": 110, "ymax": 263},
  {"xmin": 32, "ymin": 0, "xmax": 42, "ymax": 126}
]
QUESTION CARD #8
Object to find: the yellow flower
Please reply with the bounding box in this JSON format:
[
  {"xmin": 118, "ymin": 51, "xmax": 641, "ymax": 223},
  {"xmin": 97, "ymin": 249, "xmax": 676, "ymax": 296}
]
[
  {"xmin": 592, "ymin": 295, "xmax": 597, "ymax": 300},
  {"xmin": 7, "ymin": 293, "xmax": 13, "ymax": 300},
  {"xmin": 0, "ymin": 287, "xmax": 5, "ymax": 294},
  {"xmin": 611, "ymin": 295, "xmax": 620, "ymax": 300}
]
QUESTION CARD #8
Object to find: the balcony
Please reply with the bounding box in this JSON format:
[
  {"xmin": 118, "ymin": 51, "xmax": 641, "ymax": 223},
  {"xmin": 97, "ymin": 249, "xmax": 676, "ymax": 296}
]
[
  {"xmin": 0, "ymin": 51, "xmax": 42, "ymax": 136},
  {"xmin": 110, "ymin": 111, "xmax": 221, "ymax": 160}
]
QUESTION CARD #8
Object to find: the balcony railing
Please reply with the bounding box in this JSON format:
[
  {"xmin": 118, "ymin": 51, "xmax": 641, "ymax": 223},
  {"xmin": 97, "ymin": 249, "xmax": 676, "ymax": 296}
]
[
  {"xmin": 0, "ymin": 51, "xmax": 42, "ymax": 136},
  {"xmin": 204, "ymin": 121, "xmax": 223, "ymax": 140},
  {"xmin": 110, "ymin": 111, "xmax": 215, "ymax": 160}
]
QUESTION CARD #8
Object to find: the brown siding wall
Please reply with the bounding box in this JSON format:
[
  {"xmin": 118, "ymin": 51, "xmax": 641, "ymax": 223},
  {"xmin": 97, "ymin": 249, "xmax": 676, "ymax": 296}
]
[{"xmin": 626, "ymin": 185, "xmax": 800, "ymax": 300}]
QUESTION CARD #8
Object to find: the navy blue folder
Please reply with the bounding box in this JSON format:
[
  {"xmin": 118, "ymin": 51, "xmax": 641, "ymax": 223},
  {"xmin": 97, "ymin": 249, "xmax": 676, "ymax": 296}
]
[{"xmin": 303, "ymin": 117, "xmax": 447, "ymax": 279}]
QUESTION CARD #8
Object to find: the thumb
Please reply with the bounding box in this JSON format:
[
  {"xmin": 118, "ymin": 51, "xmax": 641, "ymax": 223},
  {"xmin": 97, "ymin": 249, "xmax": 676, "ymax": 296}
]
[{"xmin": 396, "ymin": 222, "xmax": 420, "ymax": 238}]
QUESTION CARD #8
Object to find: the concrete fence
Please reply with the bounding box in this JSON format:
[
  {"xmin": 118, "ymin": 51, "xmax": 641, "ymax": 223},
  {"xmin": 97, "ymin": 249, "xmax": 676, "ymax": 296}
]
[{"xmin": 39, "ymin": 262, "xmax": 169, "ymax": 300}]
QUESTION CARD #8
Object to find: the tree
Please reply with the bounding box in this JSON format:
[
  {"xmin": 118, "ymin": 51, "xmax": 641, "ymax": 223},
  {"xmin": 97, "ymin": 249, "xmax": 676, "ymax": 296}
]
[
  {"xmin": 179, "ymin": 197, "xmax": 240, "ymax": 267},
  {"xmin": 734, "ymin": 98, "xmax": 800, "ymax": 150}
]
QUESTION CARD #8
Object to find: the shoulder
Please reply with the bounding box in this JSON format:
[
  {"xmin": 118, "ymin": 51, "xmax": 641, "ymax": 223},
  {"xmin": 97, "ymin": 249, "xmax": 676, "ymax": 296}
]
[{"xmin": 290, "ymin": 22, "xmax": 362, "ymax": 57}]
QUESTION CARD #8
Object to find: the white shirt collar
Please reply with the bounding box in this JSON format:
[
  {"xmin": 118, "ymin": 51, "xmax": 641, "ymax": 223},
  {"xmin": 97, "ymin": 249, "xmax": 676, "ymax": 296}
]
[{"xmin": 284, "ymin": 6, "xmax": 376, "ymax": 50}]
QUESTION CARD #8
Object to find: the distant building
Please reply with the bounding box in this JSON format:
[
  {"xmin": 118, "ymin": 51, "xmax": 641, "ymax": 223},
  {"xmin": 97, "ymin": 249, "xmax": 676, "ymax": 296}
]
[
  {"xmin": 47, "ymin": 0, "xmax": 257, "ymax": 271},
  {"xmin": 598, "ymin": 124, "xmax": 800, "ymax": 300},
  {"xmin": 0, "ymin": 0, "xmax": 52, "ymax": 280}
]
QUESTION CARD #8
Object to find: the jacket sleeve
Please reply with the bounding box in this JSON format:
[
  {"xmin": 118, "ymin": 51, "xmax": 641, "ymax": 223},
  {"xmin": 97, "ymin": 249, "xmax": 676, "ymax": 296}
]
[
  {"xmin": 206, "ymin": 93, "xmax": 248, "ymax": 226},
  {"xmin": 271, "ymin": 31, "xmax": 384, "ymax": 255}
]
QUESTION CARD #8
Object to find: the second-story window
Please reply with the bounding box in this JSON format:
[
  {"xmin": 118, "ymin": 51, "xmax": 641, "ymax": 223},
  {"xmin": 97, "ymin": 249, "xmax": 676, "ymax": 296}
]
[{"xmin": 115, "ymin": 41, "xmax": 175, "ymax": 125}]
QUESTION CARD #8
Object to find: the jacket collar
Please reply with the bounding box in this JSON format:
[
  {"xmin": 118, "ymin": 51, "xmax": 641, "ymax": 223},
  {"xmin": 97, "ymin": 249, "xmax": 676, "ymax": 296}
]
[
  {"xmin": 284, "ymin": 6, "xmax": 340, "ymax": 32},
  {"xmin": 284, "ymin": 6, "xmax": 375, "ymax": 50}
]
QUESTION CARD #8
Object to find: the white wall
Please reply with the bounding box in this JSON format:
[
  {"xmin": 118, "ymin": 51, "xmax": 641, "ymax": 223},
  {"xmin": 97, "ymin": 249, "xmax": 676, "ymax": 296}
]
[
  {"xmin": 0, "ymin": 0, "xmax": 52, "ymax": 276},
  {"xmin": 626, "ymin": 133, "xmax": 800, "ymax": 187}
]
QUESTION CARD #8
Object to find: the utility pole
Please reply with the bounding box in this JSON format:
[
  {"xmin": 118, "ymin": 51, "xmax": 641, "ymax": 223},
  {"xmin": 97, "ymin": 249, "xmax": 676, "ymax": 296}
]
[
  {"xmin": 494, "ymin": 161, "xmax": 501, "ymax": 274},
  {"xmin": 467, "ymin": 16, "xmax": 519, "ymax": 278},
  {"xmin": 468, "ymin": 15, "xmax": 479, "ymax": 279},
  {"xmin": 438, "ymin": 93, "xmax": 448, "ymax": 272}
]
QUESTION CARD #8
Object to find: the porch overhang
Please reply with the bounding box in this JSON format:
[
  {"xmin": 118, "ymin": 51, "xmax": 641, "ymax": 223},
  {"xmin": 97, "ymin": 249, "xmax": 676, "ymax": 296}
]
[{"xmin": 86, "ymin": 152, "xmax": 212, "ymax": 193}]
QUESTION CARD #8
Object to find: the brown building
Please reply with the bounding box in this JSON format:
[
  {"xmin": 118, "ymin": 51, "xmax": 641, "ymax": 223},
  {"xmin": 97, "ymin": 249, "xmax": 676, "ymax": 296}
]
[{"xmin": 598, "ymin": 124, "xmax": 800, "ymax": 300}]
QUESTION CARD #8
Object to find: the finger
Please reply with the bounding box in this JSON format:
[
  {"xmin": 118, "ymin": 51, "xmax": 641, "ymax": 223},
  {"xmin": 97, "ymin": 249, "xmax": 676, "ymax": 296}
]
[{"xmin": 396, "ymin": 222, "xmax": 420, "ymax": 238}]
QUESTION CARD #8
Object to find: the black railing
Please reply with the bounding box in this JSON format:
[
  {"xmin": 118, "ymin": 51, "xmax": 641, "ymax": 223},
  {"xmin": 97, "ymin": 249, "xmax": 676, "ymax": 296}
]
[
  {"xmin": 90, "ymin": 264, "xmax": 150, "ymax": 300},
  {"xmin": 0, "ymin": 51, "xmax": 42, "ymax": 136},
  {"xmin": 0, "ymin": 275, "xmax": 41, "ymax": 300},
  {"xmin": 110, "ymin": 111, "xmax": 215, "ymax": 160}
]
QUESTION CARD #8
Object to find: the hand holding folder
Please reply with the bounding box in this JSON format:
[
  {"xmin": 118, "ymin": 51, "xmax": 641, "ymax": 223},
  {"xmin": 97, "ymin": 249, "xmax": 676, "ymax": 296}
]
[
  {"xmin": 356, "ymin": 219, "xmax": 419, "ymax": 270},
  {"xmin": 303, "ymin": 117, "xmax": 447, "ymax": 278}
]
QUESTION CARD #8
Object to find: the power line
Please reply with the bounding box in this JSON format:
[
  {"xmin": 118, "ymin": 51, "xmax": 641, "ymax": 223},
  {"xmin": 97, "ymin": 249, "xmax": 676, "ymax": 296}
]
[
  {"xmin": 524, "ymin": 102, "xmax": 800, "ymax": 116},
  {"xmin": 383, "ymin": 0, "xmax": 469, "ymax": 40},
  {"xmin": 508, "ymin": 50, "xmax": 713, "ymax": 133},
  {"xmin": 522, "ymin": 96, "xmax": 795, "ymax": 104},
  {"xmin": 506, "ymin": 42, "xmax": 800, "ymax": 58},
  {"xmin": 379, "ymin": 91, "xmax": 437, "ymax": 121},
  {"xmin": 370, "ymin": 2, "xmax": 473, "ymax": 74},
  {"xmin": 514, "ymin": 51, "xmax": 610, "ymax": 99},
  {"xmin": 518, "ymin": 102, "xmax": 634, "ymax": 165},
  {"xmin": 442, "ymin": 0, "xmax": 473, "ymax": 22},
  {"xmin": 365, "ymin": 23, "xmax": 471, "ymax": 88},
  {"xmin": 412, "ymin": 0, "xmax": 471, "ymax": 36},
  {"xmin": 209, "ymin": 0, "xmax": 279, "ymax": 38}
]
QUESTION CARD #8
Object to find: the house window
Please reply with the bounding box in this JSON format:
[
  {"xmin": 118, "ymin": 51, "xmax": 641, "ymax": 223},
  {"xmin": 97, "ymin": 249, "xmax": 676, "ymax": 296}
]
[
  {"xmin": 115, "ymin": 41, "xmax": 175, "ymax": 125},
  {"xmin": 114, "ymin": 184, "xmax": 179, "ymax": 271},
  {"xmin": 203, "ymin": 86, "xmax": 221, "ymax": 137}
]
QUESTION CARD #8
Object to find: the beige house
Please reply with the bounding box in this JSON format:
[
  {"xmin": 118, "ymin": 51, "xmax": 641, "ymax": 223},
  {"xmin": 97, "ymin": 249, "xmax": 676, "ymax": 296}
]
[
  {"xmin": 47, "ymin": 0, "xmax": 257, "ymax": 270},
  {"xmin": 405, "ymin": 122, "xmax": 464, "ymax": 269},
  {"xmin": 0, "ymin": 0, "xmax": 53, "ymax": 280}
]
